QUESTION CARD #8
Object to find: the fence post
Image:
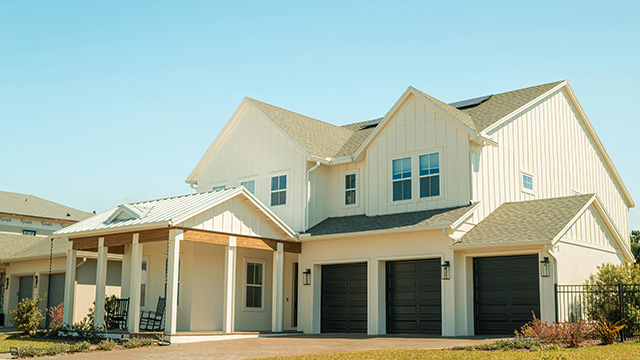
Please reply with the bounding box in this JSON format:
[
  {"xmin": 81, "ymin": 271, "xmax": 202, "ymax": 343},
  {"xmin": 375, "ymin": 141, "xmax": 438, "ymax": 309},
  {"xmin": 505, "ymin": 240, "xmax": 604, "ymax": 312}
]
[
  {"xmin": 554, "ymin": 284, "xmax": 559, "ymax": 323},
  {"xmin": 618, "ymin": 283, "xmax": 625, "ymax": 342}
]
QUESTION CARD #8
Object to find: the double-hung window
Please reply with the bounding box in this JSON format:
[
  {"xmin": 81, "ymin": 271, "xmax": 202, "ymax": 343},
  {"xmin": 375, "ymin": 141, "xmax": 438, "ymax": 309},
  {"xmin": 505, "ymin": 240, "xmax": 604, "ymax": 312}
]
[
  {"xmin": 419, "ymin": 153, "xmax": 440, "ymax": 198},
  {"xmin": 140, "ymin": 259, "xmax": 148, "ymax": 307},
  {"xmin": 246, "ymin": 262, "xmax": 263, "ymax": 308},
  {"xmin": 271, "ymin": 175, "xmax": 287, "ymax": 206},
  {"xmin": 392, "ymin": 157, "xmax": 412, "ymax": 201},
  {"xmin": 240, "ymin": 179, "xmax": 255, "ymax": 194},
  {"xmin": 345, "ymin": 173, "xmax": 356, "ymax": 205}
]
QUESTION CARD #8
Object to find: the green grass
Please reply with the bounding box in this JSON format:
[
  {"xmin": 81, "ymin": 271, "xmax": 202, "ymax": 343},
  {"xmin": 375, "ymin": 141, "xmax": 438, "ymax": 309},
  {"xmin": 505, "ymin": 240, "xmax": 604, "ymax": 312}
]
[
  {"xmin": 0, "ymin": 334, "xmax": 80, "ymax": 353},
  {"xmin": 263, "ymin": 342, "xmax": 640, "ymax": 359}
]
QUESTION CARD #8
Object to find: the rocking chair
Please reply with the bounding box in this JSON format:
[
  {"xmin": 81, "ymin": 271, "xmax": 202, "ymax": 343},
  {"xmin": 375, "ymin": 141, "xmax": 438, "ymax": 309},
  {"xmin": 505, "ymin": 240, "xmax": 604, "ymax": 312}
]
[
  {"xmin": 139, "ymin": 296, "xmax": 166, "ymax": 331},
  {"xmin": 112, "ymin": 298, "xmax": 130, "ymax": 330}
]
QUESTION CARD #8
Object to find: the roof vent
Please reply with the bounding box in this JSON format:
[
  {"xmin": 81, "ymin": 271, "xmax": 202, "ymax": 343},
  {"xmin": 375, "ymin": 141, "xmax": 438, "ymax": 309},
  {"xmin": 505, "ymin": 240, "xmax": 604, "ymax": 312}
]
[
  {"xmin": 449, "ymin": 94, "xmax": 492, "ymax": 109},
  {"xmin": 105, "ymin": 204, "xmax": 151, "ymax": 223}
]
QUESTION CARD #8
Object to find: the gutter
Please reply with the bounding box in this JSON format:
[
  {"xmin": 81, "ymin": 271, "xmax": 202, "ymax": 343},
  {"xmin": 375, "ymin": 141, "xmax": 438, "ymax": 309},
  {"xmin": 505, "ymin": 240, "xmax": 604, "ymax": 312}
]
[
  {"xmin": 443, "ymin": 228, "xmax": 462, "ymax": 244},
  {"xmin": 305, "ymin": 160, "xmax": 321, "ymax": 231}
]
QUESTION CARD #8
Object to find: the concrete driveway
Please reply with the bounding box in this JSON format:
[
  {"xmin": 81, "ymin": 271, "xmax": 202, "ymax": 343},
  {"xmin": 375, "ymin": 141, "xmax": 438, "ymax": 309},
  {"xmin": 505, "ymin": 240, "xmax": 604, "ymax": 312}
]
[{"xmin": 46, "ymin": 334, "xmax": 502, "ymax": 360}]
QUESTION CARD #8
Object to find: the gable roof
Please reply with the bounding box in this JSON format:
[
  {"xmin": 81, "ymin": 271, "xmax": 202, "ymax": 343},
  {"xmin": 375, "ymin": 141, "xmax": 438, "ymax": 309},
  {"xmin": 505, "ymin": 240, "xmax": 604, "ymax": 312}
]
[
  {"xmin": 305, "ymin": 203, "xmax": 477, "ymax": 238},
  {"xmin": 54, "ymin": 187, "xmax": 296, "ymax": 240},
  {"xmin": 0, "ymin": 191, "xmax": 92, "ymax": 222}
]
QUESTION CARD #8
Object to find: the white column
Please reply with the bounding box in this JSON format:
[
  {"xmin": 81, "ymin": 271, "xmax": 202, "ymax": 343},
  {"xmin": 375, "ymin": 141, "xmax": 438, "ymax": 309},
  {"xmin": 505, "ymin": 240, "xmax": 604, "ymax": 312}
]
[
  {"xmin": 128, "ymin": 234, "xmax": 142, "ymax": 333},
  {"xmin": 271, "ymin": 243, "xmax": 284, "ymax": 332},
  {"xmin": 223, "ymin": 236, "xmax": 237, "ymax": 333},
  {"xmin": 165, "ymin": 229, "xmax": 182, "ymax": 335},
  {"xmin": 63, "ymin": 248, "xmax": 77, "ymax": 327},
  {"xmin": 442, "ymin": 255, "xmax": 455, "ymax": 336},
  {"xmin": 367, "ymin": 259, "xmax": 385, "ymax": 335},
  {"xmin": 94, "ymin": 238, "xmax": 108, "ymax": 330}
]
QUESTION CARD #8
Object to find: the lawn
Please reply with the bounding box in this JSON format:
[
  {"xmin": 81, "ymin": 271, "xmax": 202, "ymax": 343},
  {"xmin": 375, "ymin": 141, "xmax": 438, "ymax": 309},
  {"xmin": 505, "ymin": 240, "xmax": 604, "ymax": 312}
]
[
  {"xmin": 0, "ymin": 334, "xmax": 80, "ymax": 353},
  {"xmin": 263, "ymin": 342, "xmax": 640, "ymax": 359}
]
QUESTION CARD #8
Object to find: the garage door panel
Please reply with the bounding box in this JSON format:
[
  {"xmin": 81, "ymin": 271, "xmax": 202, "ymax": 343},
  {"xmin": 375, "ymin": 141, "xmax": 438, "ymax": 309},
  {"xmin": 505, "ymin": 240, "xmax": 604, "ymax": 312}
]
[
  {"xmin": 474, "ymin": 255, "xmax": 540, "ymax": 335},
  {"xmin": 321, "ymin": 263, "xmax": 367, "ymax": 333},
  {"xmin": 386, "ymin": 259, "xmax": 441, "ymax": 334}
]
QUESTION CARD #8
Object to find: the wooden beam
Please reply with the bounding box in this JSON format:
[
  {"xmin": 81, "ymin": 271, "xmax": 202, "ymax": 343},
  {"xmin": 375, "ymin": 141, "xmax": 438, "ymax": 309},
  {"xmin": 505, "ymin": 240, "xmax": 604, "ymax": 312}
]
[
  {"xmin": 176, "ymin": 227, "xmax": 301, "ymax": 254},
  {"xmin": 71, "ymin": 228, "xmax": 169, "ymax": 250}
]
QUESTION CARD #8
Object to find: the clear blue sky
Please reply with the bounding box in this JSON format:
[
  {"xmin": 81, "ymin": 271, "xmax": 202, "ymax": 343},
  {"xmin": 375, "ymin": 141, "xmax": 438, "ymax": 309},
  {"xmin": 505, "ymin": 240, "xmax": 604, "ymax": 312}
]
[{"xmin": 1, "ymin": 1, "xmax": 638, "ymax": 232}]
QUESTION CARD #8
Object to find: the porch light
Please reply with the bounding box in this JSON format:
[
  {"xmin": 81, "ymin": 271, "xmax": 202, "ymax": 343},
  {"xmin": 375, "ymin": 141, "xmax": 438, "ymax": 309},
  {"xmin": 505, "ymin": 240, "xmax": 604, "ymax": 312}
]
[
  {"xmin": 441, "ymin": 261, "xmax": 450, "ymax": 280},
  {"xmin": 303, "ymin": 268, "xmax": 311, "ymax": 286},
  {"xmin": 540, "ymin": 257, "xmax": 550, "ymax": 278},
  {"xmin": 34, "ymin": 275, "xmax": 38, "ymax": 287},
  {"xmin": 5, "ymin": 278, "xmax": 8, "ymax": 289}
]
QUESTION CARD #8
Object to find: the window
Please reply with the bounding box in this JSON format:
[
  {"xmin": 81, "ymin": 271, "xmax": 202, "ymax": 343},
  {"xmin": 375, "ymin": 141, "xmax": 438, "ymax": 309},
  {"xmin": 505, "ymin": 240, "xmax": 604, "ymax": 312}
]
[
  {"xmin": 392, "ymin": 157, "xmax": 412, "ymax": 201},
  {"xmin": 240, "ymin": 180, "xmax": 255, "ymax": 194},
  {"xmin": 211, "ymin": 184, "xmax": 226, "ymax": 191},
  {"xmin": 522, "ymin": 173, "xmax": 534, "ymax": 192},
  {"xmin": 22, "ymin": 230, "xmax": 36, "ymax": 236},
  {"xmin": 245, "ymin": 262, "xmax": 263, "ymax": 308},
  {"xmin": 140, "ymin": 259, "xmax": 148, "ymax": 307},
  {"xmin": 345, "ymin": 173, "xmax": 356, "ymax": 205},
  {"xmin": 270, "ymin": 175, "xmax": 287, "ymax": 206},
  {"xmin": 419, "ymin": 153, "xmax": 440, "ymax": 198}
]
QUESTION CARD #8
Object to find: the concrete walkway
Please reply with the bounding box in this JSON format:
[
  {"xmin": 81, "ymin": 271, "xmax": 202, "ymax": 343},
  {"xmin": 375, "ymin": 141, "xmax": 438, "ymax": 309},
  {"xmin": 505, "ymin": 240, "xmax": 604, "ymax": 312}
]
[{"xmin": 46, "ymin": 334, "xmax": 503, "ymax": 360}]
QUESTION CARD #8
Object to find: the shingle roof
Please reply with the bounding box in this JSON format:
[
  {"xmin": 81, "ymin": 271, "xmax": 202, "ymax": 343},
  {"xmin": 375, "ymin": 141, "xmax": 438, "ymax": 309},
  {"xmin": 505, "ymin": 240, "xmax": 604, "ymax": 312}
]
[
  {"xmin": 0, "ymin": 191, "xmax": 92, "ymax": 222},
  {"xmin": 306, "ymin": 203, "xmax": 477, "ymax": 237},
  {"xmin": 459, "ymin": 194, "xmax": 594, "ymax": 246},
  {"xmin": 0, "ymin": 234, "xmax": 70, "ymax": 261},
  {"xmin": 247, "ymin": 81, "xmax": 565, "ymax": 160}
]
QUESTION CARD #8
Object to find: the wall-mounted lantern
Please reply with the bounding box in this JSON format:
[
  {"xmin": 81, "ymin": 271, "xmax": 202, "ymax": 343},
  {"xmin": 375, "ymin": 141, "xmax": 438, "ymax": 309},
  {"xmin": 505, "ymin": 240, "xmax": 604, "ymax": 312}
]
[
  {"xmin": 303, "ymin": 269, "xmax": 311, "ymax": 285},
  {"xmin": 5, "ymin": 278, "xmax": 8, "ymax": 290},
  {"xmin": 441, "ymin": 261, "xmax": 451, "ymax": 280},
  {"xmin": 540, "ymin": 257, "xmax": 550, "ymax": 278},
  {"xmin": 34, "ymin": 275, "xmax": 38, "ymax": 287}
]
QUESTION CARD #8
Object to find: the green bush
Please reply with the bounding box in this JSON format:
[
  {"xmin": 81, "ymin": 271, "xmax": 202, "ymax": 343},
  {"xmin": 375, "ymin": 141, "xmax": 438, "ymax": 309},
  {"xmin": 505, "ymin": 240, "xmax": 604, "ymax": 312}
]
[
  {"xmin": 85, "ymin": 295, "xmax": 120, "ymax": 330},
  {"xmin": 96, "ymin": 339, "xmax": 117, "ymax": 351},
  {"xmin": 10, "ymin": 295, "xmax": 45, "ymax": 335},
  {"xmin": 69, "ymin": 341, "xmax": 91, "ymax": 353},
  {"xmin": 124, "ymin": 337, "xmax": 155, "ymax": 348},
  {"xmin": 16, "ymin": 345, "xmax": 40, "ymax": 358},
  {"xmin": 42, "ymin": 343, "xmax": 69, "ymax": 356}
]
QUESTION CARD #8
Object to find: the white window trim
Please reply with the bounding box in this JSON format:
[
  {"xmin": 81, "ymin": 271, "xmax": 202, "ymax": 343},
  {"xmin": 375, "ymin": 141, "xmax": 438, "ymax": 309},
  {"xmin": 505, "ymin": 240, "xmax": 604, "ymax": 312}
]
[
  {"xmin": 390, "ymin": 155, "xmax": 413, "ymax": 203},
  {"xmin": 418, "ymin": 150, "xmax": 444, "ymax": 200},
  {"xmin": 343, "ymin": 169, "xmax": 360, "ymax": 209},
  {"xmin": 211, "ymin": 184, "xmax": 226, "ymax": 191},
  {"xmin": 269, "ymin": 170, "xmax": 290, "ymax": 207},
  {"xmin": 521, "ymin": 171, "xmax": 535, "ymax": 195},
  {"xmin": 239, "ymin": 175, "xmax": 257, "ymax": 195},
  {"xmin": 140, "ymin": 256, "xmax": 150, "ymax": 310},
  {"xmin": 242, "ymin": 258, "xmax": 266, "ymax": 312}
]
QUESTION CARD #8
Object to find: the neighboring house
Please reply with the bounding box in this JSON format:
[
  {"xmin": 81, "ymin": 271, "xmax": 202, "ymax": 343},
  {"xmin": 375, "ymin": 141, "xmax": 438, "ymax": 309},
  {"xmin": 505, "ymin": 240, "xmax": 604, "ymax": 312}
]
[
  {"xmin": 0, "ymin": 191, "xmax": 122, "ymax": 326},
  {"xmin": 56, "ymin": 80, "xmax": 633, "ymax": 339}
]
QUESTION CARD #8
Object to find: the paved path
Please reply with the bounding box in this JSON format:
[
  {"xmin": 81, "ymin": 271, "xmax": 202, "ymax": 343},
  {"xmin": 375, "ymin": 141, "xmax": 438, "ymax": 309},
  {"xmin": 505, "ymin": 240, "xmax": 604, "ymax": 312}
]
[{"xmin": 46, "ymin": 334, "xmax": 502, "ymax": 360}]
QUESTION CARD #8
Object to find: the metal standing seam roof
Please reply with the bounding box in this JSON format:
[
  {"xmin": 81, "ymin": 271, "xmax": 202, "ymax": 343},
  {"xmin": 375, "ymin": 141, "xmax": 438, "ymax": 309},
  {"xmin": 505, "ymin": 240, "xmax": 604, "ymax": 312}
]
[
  {"xmin": 0, "ymin": 191, "xmax": 93, "ymax": 222},
  {"xmin": 459, "ymin": 194, "xmax": 595, "ymax": 246},
  {"xmin": 54, "ymin": 187, "xmax": 295, "ymax": 239},
  {"xmin": 306, "ymin": 203, "xmax": 477, "ymax": 237},
  {"xmin": 245, "ymin": 81, "xmax": 566, "ymax": 160}
]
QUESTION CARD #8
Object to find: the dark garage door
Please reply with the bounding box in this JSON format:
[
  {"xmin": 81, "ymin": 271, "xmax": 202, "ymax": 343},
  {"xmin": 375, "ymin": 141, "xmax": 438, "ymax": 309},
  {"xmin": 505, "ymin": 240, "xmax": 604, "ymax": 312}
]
[
  {"xmin": 386, "ymin": 259, "xmax": 441, "ymax": 334},
  {"xmin": 321, "ymin": 263, "xmax": 367, "ymax": 333},
  {"xmin": 474, "ymin": 255, "xmax": 540, "ymax": 335}
]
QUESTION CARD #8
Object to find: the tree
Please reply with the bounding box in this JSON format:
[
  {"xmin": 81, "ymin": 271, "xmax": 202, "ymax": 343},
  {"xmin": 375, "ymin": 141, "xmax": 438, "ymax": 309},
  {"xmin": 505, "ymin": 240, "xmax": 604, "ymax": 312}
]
[{"xmin": 631, "ymin": 230, "xmax": 640, "ymax": 264}]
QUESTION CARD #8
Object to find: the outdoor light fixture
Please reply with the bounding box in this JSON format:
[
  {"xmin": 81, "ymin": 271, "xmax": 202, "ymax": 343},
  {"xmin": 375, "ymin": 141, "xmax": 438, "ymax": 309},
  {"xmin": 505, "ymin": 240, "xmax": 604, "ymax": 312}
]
[
  {"xmin": 540, "ymin": 257, "xmax": 550, "ymax": 278},
  {"xmin": 303, "ymin": 268, "xmax": 311, "ymax": 286},
  {"xmin": 34, "ymin": 275, "xmax": 38, "ymax": 287},
  {"xmin": 441, "ymin": 261, "xmax": 451, "ymax": 280},
  {"xmin": 5, "ymin": 278, "xmax": 8, "ymax": 289}
]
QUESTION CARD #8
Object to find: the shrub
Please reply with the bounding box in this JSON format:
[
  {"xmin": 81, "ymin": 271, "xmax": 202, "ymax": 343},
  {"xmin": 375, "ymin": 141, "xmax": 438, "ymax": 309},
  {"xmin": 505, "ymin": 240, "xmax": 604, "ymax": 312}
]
[
  {"xmin": 96, "ymin": 339, "xmax": 117, "ymax": 351},
  {"xmin": 69, "ymin": 341, "xmax": 91, "ymax": 353},
  {"xmin": 71, "ymin": 316, "xmax": 103, "ymax": 340},
  {"xmin": 124, "ymin": 337, "xmax": 155, "ymax": 348},
  {"xmin": 493, "ymin": 337, "xmax": 540, "ymax": 350},
  {"xmin": 594, "ymin": 316, "xmax": 625, "ymax": 345},
  {"xmin": 515, "ymin": 313, "xmax": 596, "ymax": 347},
  {"xmin": 16, "ymin": 345, "xmax": 40, "ymax": 358},
  {"xmin": 85, "ymin": 295, "xmax": 120, "ymax": 330},
  {"xmin": 46, "ymin": 302, "xmax": 64, "ymax": 329},
  {"xmin": 10, "ymin": 295, "xmax": 45, "ymax": 335},
  {"xmin": 42, "ymin": 343, "xmax": 69, "ymax": 356}
]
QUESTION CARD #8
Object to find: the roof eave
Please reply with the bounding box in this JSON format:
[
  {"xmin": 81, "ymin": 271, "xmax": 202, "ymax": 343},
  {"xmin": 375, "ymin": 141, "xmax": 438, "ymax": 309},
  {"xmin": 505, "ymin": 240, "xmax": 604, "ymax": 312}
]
[{"xmin": 300, "ymin": 222, "xmax": 451, "ymax": 241}]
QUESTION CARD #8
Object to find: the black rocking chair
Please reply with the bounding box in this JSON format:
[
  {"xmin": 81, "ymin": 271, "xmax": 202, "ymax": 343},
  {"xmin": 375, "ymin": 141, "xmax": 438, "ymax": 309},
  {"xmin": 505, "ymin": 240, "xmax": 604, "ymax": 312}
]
[
  {"xmin": 139, "ymin": 296, "xmax": 166, "ymax": 331},
  {"xmin": 112, "ymin": 298, "xmax": 129, "ymax": 330}
]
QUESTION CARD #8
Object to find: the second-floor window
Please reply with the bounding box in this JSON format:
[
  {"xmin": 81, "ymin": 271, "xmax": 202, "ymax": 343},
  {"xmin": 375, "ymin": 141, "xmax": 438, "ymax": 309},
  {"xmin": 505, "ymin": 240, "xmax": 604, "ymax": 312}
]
[
  {"xmin": 212, "ymin": 184, "xmax": 226, "ymax": 191},
  {"xmin": 271, "ymin": 175, "xmax": 287, "ymax": 206},
  {"xmin": 23, "ymin": 230, "xmax": 36, "ymax": 236},
  {"xmin": 522, "ymin": 173, "xmax": 534, "ymax": 192},
  {"xmin": 345, "ymin": 173, "xmax": 356, "ymax": 205},
  {"xmin": 419, "ymin": 153, "xmax": 440, "ymax": 198},
  {"xmin": 240, "ymin": 180, "xmax": 255, "ymax": 194},
  {"xmin": 392, "ymin": 157, "xmax": 412, "ymax": 201}
]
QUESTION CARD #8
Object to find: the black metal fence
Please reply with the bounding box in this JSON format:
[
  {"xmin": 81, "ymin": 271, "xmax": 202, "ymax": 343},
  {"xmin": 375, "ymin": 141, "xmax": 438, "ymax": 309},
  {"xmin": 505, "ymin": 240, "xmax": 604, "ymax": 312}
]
[{"xmin": 555, "ymin": 284, "xmax": 640, "ymax": 340}]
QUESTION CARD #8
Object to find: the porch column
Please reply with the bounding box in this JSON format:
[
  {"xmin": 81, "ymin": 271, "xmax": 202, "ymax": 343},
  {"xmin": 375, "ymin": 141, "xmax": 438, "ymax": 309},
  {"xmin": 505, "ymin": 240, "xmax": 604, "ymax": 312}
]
[
  {"xmin": 367, "ymin": 259, "xmax": 385, "ymax": 335},
  {"xmin": 128, "ymin": 234, "xmax": 142, "ymax": 333},
  {"xmin": 94, "ymin": 238, "xmax": 108, "ymax": 330},
  {"xmin": 223, "ymin": 236, "xmax": 237, "ymax": 333},
  {"xmin": 62, "ymin": 248, "xmax": 76, "ymax": 327},
  {"xmin": 165, "ymin": 229, "xmax": 182, "ymax": 335},
  {"xmin": 271, "ymin": 243, "xmax": 284, "ymax": 332}
]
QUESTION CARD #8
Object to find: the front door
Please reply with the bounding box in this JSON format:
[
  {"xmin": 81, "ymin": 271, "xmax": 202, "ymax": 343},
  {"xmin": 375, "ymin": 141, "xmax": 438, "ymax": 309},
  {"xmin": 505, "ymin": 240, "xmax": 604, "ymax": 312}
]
[{"xmin": 18, "ymin": 276, "xmax": 34, "ymax": 302}]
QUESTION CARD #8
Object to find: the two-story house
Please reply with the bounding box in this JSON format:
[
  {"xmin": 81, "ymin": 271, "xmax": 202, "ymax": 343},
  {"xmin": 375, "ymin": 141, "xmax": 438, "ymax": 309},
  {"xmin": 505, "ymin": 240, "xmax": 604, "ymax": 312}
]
[{"xmin": 56, "ymin": 80, "xmax": 633, "ymax": 341}]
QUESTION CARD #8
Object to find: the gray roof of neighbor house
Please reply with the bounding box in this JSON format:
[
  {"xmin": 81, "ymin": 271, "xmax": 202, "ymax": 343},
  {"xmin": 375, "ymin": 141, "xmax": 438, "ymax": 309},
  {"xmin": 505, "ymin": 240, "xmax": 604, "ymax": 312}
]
[
  {"xmin": 248, "ymin": 81, "xmax": 564, "ymax": 159},
  {"xmin": 459, "ymin": 194, "xmax": 595, "ymax": 246},
  {"xmin": 306, "ymin": 203, "xmax": 477, "ymax": 237},
  {"xmin": 0, "ymin": 191, "xmax": 93, "ymax": 222},
  {"xmin": 0, "ymin": 234, "xmax": 70, "ymax": 261}
]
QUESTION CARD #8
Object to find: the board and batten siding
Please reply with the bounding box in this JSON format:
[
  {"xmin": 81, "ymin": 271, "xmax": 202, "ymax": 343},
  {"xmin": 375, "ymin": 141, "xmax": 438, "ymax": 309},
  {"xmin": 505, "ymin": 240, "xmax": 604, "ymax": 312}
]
[
  {"xmin": 195, "ymin": 104, "xmax": 308, "ymax": 232},
  {"xmin": 473, "ymin": 89, "xmax": 629, "ymax": 242},
  {"xmin": 560, "ymin": 205, "xmax": 620, "ymax": 252},
  {"xmin": 365, "ymin": 95, "xmax": 471, "ymax": 216}
]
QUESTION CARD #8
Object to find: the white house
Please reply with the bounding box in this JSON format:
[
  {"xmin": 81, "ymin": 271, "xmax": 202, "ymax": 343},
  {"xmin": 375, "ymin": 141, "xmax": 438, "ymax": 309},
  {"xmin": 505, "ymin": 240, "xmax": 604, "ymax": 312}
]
[{"xmin": 56, "ymin": 80, "xmax": 634, "ymax": 338}]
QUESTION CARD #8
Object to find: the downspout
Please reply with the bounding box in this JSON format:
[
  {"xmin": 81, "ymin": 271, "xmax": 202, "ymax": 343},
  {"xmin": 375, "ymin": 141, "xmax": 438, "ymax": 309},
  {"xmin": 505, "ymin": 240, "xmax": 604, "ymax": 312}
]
[
  {"xmin": 305, "ymin": 161, "xmax": 321, "ymax": 231},
  {"xmin": 469, "ymin": 142, "xmax": 486, "ymax": 203},
  {"xmin": 545, "ymin": 244, "xmax": 559, "ymax": 284},
  {"xmin": 75, "ymin": 257, "xmax": 87, "ymax": 269},
  {"xmin": 443, "ymin": 228, "xmax": 462, "ymax": 244}
]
